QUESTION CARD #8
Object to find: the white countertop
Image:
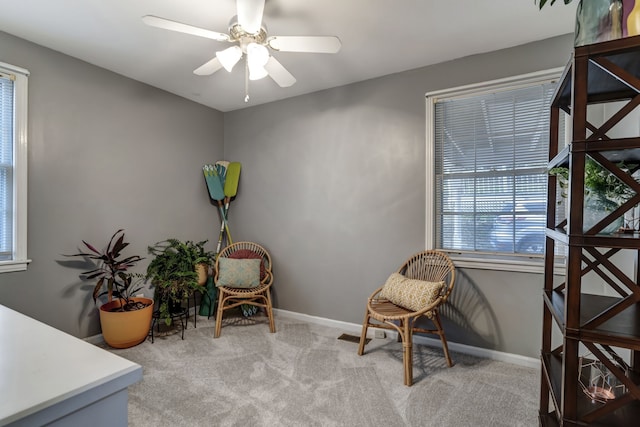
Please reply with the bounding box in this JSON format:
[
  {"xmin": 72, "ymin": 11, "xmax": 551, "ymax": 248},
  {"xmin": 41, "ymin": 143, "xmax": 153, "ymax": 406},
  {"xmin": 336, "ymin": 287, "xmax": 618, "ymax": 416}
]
[{"xmin": 0, "ymin": 304, "xmax": 142, "ymax": 426}]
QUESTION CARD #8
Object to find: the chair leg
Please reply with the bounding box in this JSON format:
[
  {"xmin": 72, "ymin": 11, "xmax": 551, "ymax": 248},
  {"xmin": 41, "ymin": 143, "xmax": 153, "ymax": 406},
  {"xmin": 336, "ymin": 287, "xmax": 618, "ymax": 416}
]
[
  {"xmin": 433, "ymin": 311, "xmax": 453, "ymax": 367},
  {"xmin": 265, "ymin": 289, "xmax": 276, "ymax": 333},
  {"xmin": 214, "ymin": 288, "xmax": 225, "ymax": 338},
  {"xmin": 358, "ymin": 308, "xmax": 370, "ymax": 356},
  {"xmin": 403, "ymin": 320, "xmax": 413, "ymax": 386}
]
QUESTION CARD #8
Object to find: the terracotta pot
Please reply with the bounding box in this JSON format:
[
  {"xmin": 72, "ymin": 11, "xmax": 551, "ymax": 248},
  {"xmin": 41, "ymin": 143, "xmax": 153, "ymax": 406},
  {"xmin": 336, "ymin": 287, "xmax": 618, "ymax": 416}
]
[
  {"xmin": 196, "ymin": 263, "xmax": 209, "ymax": 286},
  {"xmin": 99, "ymin": 297, "xmax": 154, "ymax": 349}
]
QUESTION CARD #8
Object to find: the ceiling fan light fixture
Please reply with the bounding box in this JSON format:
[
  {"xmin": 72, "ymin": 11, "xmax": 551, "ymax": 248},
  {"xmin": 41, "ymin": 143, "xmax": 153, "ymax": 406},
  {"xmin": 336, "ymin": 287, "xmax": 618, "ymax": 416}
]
[
  {"xmin": 249, "ymin": 65, "xmax": 268, "ymax": 80},
  {"xmin": 247, "ymin": 42, "xmax": 269, "ymax": 80},
  {"xmin": 143, "ymin": 0, "xmax": 339, "ymax": 100},
  {"xmin": 216, "ymin": 46, "xmax": 243, "ymax": 72}
]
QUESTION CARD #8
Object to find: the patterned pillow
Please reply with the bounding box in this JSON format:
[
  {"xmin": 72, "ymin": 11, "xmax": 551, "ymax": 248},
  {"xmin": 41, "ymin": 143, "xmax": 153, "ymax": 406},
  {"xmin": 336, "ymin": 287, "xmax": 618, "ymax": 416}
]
[
  {"xmin": 216, "ymin": 258, "xmax": 261, "ymax": 288},
  {"xmin": 378, "ymin": 273, "xmax": 443, "ymax": 312},
  {"xmin": 228, "ymin": 249, "xmax": 266, "ymax": 280}
]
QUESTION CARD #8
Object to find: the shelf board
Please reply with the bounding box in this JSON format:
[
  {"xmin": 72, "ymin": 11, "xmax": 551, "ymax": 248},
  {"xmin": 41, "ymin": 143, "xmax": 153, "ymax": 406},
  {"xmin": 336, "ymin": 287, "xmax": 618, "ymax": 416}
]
[
  {"xmin": 548, "ymin": 146, "xmax": 570, "ymax": 170},
  {"xmin": 538, "ymin": 412, "xmax": 559, "ymax": 427},
  {"xmin": 541, "ymin": 352, "xmax": 563, "ymax": 415},
  {"xmin": 546, "ymin": 227, "xmax": 568, "ymax": 245},
  {"xmin": 568, "ymin": 233, "xmax": 640, "ymax": 249},
  {"xmin": 545, "ymin": 227, "xmax": 640, "ymax": 248},
  {"xmin": 545, "ymin": 290, "xmax": 640, "ymax": 350},
  {"xmin": 573, "ymin": 142, "xmax": 640, "ymax": 157},
  {"xmin": 554, "ymin": 36, "xmax": 640, "ymax": 110},
  {"xmin": 543, "ymin": 292, "xmax": 565, "ymax": 331}
]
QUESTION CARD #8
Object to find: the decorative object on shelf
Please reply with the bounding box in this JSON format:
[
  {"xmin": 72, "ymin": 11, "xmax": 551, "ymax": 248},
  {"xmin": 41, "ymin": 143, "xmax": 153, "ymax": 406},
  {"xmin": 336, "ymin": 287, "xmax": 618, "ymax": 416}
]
[
  {"xmin": 579, "ymin": 352, "xmax": 629, "ymax": 403},
  {"xmin": 575, "ymin": 0, "xmax": 623, "ymax": 46},
  {"xmin": 628, "ymin": 0, "xmax": 640, "ymax": 35},
  {"xmin": 64, "ymin": 229, "xmax": 153, "ymax": 348},
  {"xmin": 535, "ymin": 0, "xmax": 635, "ymax": 45},
  {"xmin": 146, "ymin": 238, "xmax": 215, "ymax": 325}
]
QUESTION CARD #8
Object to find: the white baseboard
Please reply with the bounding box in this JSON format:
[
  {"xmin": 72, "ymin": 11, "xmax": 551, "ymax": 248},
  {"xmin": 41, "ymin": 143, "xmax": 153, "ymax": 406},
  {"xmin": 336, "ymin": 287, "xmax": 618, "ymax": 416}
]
[{"xmin": 274, "ymin": 308, "xmax": 540, "ymax": 370}]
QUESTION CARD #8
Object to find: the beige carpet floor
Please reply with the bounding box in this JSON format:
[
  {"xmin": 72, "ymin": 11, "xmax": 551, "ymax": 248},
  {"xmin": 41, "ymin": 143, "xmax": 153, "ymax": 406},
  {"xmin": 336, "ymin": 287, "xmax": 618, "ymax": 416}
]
[{"xmin": 106, "ymin": 312, "xmax": 539, "ymax": 426}]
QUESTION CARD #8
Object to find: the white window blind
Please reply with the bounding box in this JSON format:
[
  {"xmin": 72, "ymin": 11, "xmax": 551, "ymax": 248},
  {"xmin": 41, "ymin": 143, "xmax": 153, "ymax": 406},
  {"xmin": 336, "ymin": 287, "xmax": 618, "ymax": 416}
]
[
  {"xmin": 0, "ymin": 73, "xmax": 14, "ymax": 261},
  {"xmin": 0, "ymin": 61, "xmax": 29, "ymax": 272},
  {"xmin": 427, "ymin": 70, "xmax": 563, "ymax": 269}
]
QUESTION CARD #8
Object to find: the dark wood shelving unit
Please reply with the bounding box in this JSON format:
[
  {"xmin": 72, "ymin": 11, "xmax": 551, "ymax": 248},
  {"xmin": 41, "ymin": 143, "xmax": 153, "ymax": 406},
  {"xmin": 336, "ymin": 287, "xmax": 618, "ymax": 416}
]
[{"xmin": 540, "ymin": 35, "xmax": 640, "ymax": 426}]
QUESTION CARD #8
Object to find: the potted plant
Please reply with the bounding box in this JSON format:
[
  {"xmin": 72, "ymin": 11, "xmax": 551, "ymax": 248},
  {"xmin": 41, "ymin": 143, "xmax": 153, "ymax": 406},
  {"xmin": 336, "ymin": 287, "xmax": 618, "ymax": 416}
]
[
  {"xmin": 190, "ymin": 239, "xmax": 215, "ymax": 286},
  {"xmin": 550, "ymin": 159, "xmax": 638, "ymax": 232},
  {"xmin": 65, "ymin": 229, "xmax": 153, "ymax": 348},
  {"xmin": 146, "ymin": 239, "xmax": 215, "ymax": 325}
]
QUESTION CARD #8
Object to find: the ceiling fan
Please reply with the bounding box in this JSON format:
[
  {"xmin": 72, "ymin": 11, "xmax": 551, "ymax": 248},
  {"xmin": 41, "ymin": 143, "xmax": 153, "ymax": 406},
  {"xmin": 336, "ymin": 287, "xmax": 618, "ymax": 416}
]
[{"xmin": 143, "ymin": 0, "xmax": 341, "ymax": 102}]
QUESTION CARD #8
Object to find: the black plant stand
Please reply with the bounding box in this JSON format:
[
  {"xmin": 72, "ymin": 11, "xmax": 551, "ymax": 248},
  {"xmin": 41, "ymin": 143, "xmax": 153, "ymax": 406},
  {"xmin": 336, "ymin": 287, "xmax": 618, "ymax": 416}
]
[{"xmin": 149, "ymin": 307, "xmax": 187, "ymax": 343}]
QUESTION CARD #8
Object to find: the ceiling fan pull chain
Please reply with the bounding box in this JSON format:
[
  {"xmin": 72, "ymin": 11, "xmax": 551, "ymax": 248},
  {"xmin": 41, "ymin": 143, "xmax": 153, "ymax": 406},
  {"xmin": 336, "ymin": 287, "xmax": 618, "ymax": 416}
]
[{"xmin": 244, "ymin": 60, "xmax": 250, "ymax": 103}]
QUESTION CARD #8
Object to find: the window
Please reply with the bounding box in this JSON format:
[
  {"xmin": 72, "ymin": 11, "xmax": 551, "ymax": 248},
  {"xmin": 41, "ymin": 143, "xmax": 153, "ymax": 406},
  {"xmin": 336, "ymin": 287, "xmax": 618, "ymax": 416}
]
[
  {"xmin": 426, "ymin": 69, "xmax": 565, "ymax": 273},
  {"xmin": 0, "ymin": 61, "xmax": 29, "ymax": 272}
]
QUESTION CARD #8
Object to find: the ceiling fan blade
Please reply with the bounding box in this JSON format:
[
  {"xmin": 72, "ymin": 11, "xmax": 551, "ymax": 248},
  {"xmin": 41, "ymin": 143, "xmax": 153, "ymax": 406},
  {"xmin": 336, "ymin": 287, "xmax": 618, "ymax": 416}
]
[
  {"xmin": 193, "ymin": 57, "xmax": 223, "ymax": 76},
  {"xmin": 236, "ymin": 0, "xmax": 265, "ymax": 34},
  {"xmin": 264, "ymin": 56, "xmax": 296, "ymax": 87},
  {"xmin": 142, "ymin": 15, "xmax": 230, "ymax": 42},
  {"xmin": 267, "ymin": 36, "xmax": 341, "ymax": 53}
]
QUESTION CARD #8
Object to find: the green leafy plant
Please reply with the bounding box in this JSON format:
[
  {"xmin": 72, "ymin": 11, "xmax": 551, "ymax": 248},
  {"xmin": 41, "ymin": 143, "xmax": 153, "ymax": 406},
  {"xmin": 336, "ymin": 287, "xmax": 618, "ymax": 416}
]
[
  {"xmin": 146, "ymin": 239, "xmax": 214, "ymax": 325},
  {"xmin": 65, "ymin": 229, "xmax": 148, "ymax": 311},
  {"xmin": 550, "ymin": 159, "xmax": 636, "ymax": 210},
  {"xmin": 535, "ymin": 0, "xmax": 573, "ymax": 10}
]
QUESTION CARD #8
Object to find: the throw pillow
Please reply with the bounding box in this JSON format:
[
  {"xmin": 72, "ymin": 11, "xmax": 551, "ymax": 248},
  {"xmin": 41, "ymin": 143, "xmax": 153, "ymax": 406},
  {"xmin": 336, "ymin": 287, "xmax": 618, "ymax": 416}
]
[
  {"xmin": 378, "ymin": 272, "xmax": 443, "ymax": 312},
  {"xmin": 216, "ymin": 257, "xmax": 261, "ymax": 288},
  {"xmin": 228, "ymin": 249, "xmax": 267, "ymax": 280}
]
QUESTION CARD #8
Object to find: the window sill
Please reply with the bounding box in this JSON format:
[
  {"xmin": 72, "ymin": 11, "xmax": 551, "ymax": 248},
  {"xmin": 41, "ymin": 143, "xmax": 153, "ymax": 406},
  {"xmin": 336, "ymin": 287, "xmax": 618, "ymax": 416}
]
[
  {"xmin": 0, "ymin": 259, "xmax": 31, "ymax": 273},
  {"xmin": 445, "ymin": 253, "xmax": 565, "ymax": 275}
]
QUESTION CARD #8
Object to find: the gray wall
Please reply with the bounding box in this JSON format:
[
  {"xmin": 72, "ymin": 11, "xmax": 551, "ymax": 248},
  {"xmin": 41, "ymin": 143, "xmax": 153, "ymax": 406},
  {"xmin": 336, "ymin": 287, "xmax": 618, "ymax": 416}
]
[
  {"xmin": 0, "ymin": 30, "xmax": 574, "ymax": 358},
  {"xmin": 223, "ymin": 34, "xmax": 575, "ymax": 358},
  {"xmin": 0, "ymin": 31, "xmax": 224, "ymax": 338}
]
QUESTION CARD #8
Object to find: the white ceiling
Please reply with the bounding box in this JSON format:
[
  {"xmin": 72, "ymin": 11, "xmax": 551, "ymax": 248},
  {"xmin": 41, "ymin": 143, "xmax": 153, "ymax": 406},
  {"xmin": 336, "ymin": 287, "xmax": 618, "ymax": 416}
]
[{"xmin": 0, "ymin": 0, "xmax": 577, "ymax": 112}]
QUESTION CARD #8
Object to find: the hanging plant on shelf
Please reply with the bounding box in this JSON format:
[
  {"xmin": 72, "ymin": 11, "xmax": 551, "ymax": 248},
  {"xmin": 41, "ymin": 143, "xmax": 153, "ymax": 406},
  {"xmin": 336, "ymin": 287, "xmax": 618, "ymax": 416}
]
[{"xmin": 550, "ymin": 159, "xmax": 639, "ymax": 232}]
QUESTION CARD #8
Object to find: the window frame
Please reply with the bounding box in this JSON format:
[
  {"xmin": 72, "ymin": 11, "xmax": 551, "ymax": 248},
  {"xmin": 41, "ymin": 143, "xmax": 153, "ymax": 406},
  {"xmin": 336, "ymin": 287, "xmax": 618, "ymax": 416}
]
[
  {"xmin": 425, "ymin": 68, "xmax": 565, "ymax": 274},
  {"xmin": 0, "ymin": 61, "xmax": 29, "ymax": 273}
]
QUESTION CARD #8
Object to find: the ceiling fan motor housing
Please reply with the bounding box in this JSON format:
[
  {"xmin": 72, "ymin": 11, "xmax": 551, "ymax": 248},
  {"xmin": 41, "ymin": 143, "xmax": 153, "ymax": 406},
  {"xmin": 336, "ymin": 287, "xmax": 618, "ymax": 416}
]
[{"xmin": 229, "ymin": 17, "xmax": 267, "ymax": 52}]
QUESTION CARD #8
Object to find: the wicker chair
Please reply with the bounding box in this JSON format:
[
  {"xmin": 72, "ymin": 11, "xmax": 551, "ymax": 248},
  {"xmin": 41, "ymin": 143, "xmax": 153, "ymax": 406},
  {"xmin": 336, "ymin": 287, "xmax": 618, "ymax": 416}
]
[
  {"xmin": 358, "ymin": 250, "xmax": 456, "ymax": 386},
  {"xmin": 214, "ymin": 242, "xmax": 275, "ymax": 338}
]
